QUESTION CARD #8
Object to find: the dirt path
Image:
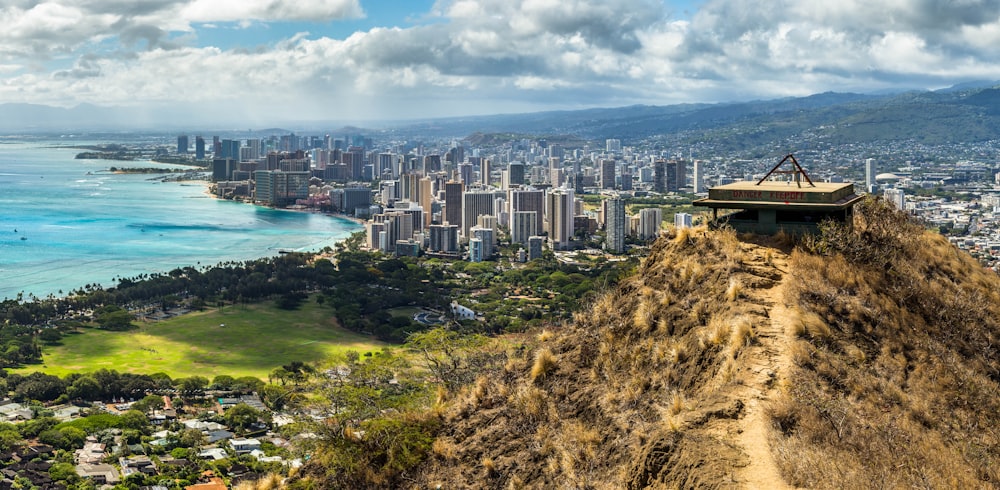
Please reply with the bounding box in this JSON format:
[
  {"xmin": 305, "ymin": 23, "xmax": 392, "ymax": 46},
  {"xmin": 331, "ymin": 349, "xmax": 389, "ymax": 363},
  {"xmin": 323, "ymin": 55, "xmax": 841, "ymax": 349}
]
[{"xmin": 733, "ymin": 244, "xmax": 796, "ymax": 489}]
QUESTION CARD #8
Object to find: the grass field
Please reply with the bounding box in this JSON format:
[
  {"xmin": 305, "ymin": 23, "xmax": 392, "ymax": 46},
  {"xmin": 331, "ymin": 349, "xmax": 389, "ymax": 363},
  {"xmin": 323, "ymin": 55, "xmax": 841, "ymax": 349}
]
[{"xmin": 21, "ymin": 299, "xmax": 386, "ymax": 379}]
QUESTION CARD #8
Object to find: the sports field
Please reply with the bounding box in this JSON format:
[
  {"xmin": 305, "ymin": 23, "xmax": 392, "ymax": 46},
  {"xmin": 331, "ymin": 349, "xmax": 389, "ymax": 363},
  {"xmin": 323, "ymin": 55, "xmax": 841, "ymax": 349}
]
[{"xmin": 23, "ymin": 299, "xmax": 385, "ymax": 379}]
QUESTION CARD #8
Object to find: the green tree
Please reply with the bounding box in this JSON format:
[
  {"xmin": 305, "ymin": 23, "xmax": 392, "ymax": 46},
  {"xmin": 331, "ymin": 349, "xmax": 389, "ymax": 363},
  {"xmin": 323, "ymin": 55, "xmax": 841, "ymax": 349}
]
[
  {"xmin": 406, "ymin": 328, "xmax": 490, "ymax": 389},
  {"xmin": 49, "ymin": 462, "xmax": 80, "ymax": 484},
  {"xmin": 177, "ymin": 428, "xmax": 206, "ymax": 449},
  {"xmin": 176, "ymin": 376, "xmax": 209, "ymax": 395},
  {"xmin": 131, "ymin": 394, "xmax": 165, "ymax": 414},
  {"xmin": 118, "ymin": 410, "xmax": 151, "ymax": 433},
  {"xmin": 0, "ymin": 426, "xmax": 22, "ymax": 452},
  {"xmin": 211, "ymin": 375, "xmax": 236, "ymax": 390},
  {"xmin": 67, "ymin": 376, "xmax": 102, "ymax": 401},
  {"xmin": 224, "ymin": 403, "xmax": 263, "ymax": 433}
]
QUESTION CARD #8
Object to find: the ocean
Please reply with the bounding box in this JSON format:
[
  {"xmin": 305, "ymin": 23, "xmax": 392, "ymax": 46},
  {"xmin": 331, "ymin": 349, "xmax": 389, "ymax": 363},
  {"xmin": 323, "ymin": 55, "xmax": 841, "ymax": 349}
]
[{"xmin": 0, "ymin": 138, "xmax": 362, "ymax": 300}]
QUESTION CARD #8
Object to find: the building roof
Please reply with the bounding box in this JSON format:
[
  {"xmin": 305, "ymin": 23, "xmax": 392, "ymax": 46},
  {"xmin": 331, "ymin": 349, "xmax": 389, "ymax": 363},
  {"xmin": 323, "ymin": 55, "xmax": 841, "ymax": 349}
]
[{"xmin": 693, "ymin": 180, "xmax": 862, "ymax": 211}]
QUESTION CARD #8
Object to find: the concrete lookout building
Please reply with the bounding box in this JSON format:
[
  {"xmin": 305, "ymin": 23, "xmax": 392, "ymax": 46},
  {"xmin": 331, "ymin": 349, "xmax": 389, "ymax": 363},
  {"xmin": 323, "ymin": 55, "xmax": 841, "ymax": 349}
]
[{"xmin": 693, "ymin": 154, "xmax": 863, "ymax": 235}]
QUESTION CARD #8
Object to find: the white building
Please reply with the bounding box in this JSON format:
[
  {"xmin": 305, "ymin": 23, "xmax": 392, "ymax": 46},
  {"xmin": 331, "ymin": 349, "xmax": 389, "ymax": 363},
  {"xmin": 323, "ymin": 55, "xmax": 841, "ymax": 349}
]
[
  {"xmin": 639, "ymin": 208, "xmax": 663, "ymax": 239},
  {"xmin": 674, "ymin": 212, "xmax": 693, "ymax": 229}
]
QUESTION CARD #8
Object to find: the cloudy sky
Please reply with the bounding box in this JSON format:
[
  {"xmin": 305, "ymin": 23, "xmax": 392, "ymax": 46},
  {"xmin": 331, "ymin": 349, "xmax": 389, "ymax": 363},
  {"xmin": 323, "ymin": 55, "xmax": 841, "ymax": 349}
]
[{"xmin": 3, "ymin": 0, "xmax": 1000, "ymax": 124}]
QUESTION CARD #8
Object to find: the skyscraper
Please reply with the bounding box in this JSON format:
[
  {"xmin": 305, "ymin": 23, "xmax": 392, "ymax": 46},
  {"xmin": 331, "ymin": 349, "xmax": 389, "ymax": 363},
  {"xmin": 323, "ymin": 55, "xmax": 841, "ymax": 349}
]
[
  {"xmin": 884, "ymin": 188, "xmax": 905, "ymax": 210},
  {"xmin": 195, "ymin": 136, "xmax": 206, "ymax": 160},
  {"xmin": 177, "ymin": 135, "xmax": 188, "ymax": 154},
  {"xmin": 605, "ymin": 197, "xmax": 626, "ymax": 253},
  {"xmin": 444, "ymin": 181, "xmax": 463, "ymax": 227},
  {"xmin": 511, "ymin": 211, "xmax": 538, "ymax": 245},
  {"xmin": 429, "ymin": 224, "xmax": 459, "ymax": 253},
  {"xmin": 462, "ymin": 190, "xmax": 495, "ymax": 238},
  {"xmin": 507, "ymin": 162, "xmax": 525, "ymax": 187},
  {"xmin": 674, "ymin": 212, "xmax": 692, "ymax": 230},
  {"xmin": 480, "ymin": 158, "xmax": 492, "ymax": 187},
  {"xmin": 865, "ymin": 158, "xmax": 877, "ymax": 192},
  {"xmin": 546, "ymin": 188, "xmax": 575, "ymax": 250},
  {"xmin": 601, "ymin": 159, "xmax": 616, "ymax": 189},
  {"xmin": 509, "ymin": 189, "xmax": 545, "ymax": 236},
  {"xmin": 221, "ymin": 139, "xmax": 240, "ymax": 162},
  {"xmin": 693, "ymin": 160, "xmax": 705, "ymax": 194},
  {"xmin": 639, "ymin": 208, "xmax": 663, "ymax": 239},
  {"xmin": 418, "ymin": 177, "xmax": 433, "ymax": 230}
]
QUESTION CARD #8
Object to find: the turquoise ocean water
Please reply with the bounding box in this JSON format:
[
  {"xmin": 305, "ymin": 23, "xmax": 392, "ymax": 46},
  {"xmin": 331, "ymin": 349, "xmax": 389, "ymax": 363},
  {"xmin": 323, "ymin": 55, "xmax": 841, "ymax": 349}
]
[{"xmin": 0, "ymin": 139, "xmax": 362, "ymax": 300}]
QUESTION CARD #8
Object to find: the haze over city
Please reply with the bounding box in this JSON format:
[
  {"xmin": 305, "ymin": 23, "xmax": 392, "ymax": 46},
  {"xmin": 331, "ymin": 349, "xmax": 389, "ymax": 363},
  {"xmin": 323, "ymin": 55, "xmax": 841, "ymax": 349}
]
[{"xmin": 3, "ymin": 0, "xmax": 1000, "ymax": 126}]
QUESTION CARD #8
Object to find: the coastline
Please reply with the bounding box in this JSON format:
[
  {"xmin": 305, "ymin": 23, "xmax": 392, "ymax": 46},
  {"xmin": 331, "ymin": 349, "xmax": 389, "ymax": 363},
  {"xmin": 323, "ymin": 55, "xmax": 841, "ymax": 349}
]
[{"xmin": 1, "ymin": 151, "xmax": 363, "ymax": 301}]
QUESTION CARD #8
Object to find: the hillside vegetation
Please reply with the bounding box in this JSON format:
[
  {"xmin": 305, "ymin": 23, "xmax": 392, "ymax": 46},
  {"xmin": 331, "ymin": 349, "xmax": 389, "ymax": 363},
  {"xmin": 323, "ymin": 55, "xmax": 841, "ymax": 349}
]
[{"xmin": 284, "ymin": 197, "xmax": 1000, "ymax": 488}]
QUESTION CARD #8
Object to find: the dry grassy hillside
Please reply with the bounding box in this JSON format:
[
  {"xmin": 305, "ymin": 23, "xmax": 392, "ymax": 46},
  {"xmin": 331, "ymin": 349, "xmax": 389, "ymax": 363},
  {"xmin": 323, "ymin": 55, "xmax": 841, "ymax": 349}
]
[
  {"xmin": 772, "ymin": 198, "xmax": 1000, "ymax": 488},
  {"xmin": 410, "ymin": 224, "xmax": 794, "ymax": 489},
  {"xmin": 407, "ymin": 197, "xmax": 1000, "ymax": 489}
]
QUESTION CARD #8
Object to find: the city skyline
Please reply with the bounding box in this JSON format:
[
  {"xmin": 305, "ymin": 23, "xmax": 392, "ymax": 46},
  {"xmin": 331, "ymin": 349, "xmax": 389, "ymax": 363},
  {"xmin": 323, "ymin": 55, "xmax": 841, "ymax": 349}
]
[{"xmin": 2, "ymin": 0, "xmax": 1000, "ymax": 125}]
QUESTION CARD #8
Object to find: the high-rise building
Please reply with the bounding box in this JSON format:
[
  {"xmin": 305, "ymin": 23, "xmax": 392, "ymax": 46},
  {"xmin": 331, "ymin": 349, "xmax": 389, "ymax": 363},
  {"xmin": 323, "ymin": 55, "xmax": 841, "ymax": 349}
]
[
  {"xmin": 254, "ymin": 170, "xmax": 310, "ymax": 206},
  {"xmin": 674, "ymin": 212, "xmax": 693, "ymax": 229},
  {"xmin": 423, "ymin": 154, "xmax": 442, "ymax": 174},
  {"xmin": 177, "ymin": 135, "xmax": 189, "ymax": 154},
  {"xmin": 212, "ymin": 158, "xmax": 236, "ymax": 182},
  {"xmin": 654, "ymin": 160, "xmax": 680, "ymax": 193},
  {"xmin": 507, "ymin": 162, "xmax": 525, "ymax": 187},
  {"xmin": 382, "ymin": 212, "xmax": 414, "ymax": 253},
  {"xmin": 675, "ymin": 160, "xmax": 686, "ymax": 190},
  {"xmin": 462, "ymin": 190, "xmax": 495, "ymax": 238},
  {"xmin": 459, "ymin": 163, "xmax": 474, "ymax": 187},
  {"xmin": 546, "ymin": 188, "xmax": 575, "ymax": 250},
  {"xmin": 620, "ymin": 172, "xmax": 633, "ymax": 191},
  {"xmin": 884, "ymin": 188, "xmax": 905, "ymax": 210},
  {"xmin": 693, "ymin": 160, "xmax": 705, "ymax": 193},
  {"xmin": 342, "ymin": 187, "xmax": 372, "ymax": 216},
  {"xmin": 469, "ymin": 237, "xmax": 484, "ymax": 262},
  {"xmin": 195, "ymin": 136, "xmax": 206, "ymax": 160},
  {"xmin": 429, "ymin": 224, "xmax": 459, "ymax": 253},
  {"xmin": 480, "ymin": 159, "xmax": 492, "ymax": 187},
  {"xmin": 221, "ymin": 139, "xmax": 241, "ymax": 162},
  {"xmin": 527, "ymin": 236, "xmax": 545, "ymax": 260},
  {"xmin": 418, "ymin": 177, "xmax": 433, "ymax": 230},
  {"xmin": 511, "ymin": 211, "xmax": 538, "ymax": 245},
  {"xmin": 444, "ymin": 181, "xmax": 463, "ymax": 227},
  {"xmin": 365, "ymin": 221, "xmax": 384, "ymax": 250},
  {"xmin": 601, "ymin": 159, "xmax": 616, "ymax": 189},
  {"xmin": 343, "ymin": 147, "xmax": 366, "ymax": 181},
  {"xmin": 865, "ymin": 158, "xmax": 877, "ymax": 192},
  {"xmin": 606, "ymin": 139, "xmax": 622, "ymax": 153},
  {"xmin": 549, "ymin": 157, "xmax": 561, "ymax": 186},
  {"xmin": 638, "ymin": 208, "xmax": 663, "ymax": 239},
  {"xmin": 379, "ymin": 153, "xmax": 396, "ymax": 179},
  {"xmin": 509, "ymin": 189, "xmax": 544, "ymax": 236},
  {"xmin": 605, "ymin": 197, "xmax": 626, "ymax": 253},
  {"xmin": 247, "ymin": 139, "xmax": 262, "ymax": 161},
  {"xmin": 471, "ymin": 226, "xmax": 495, "ymax": 258}
]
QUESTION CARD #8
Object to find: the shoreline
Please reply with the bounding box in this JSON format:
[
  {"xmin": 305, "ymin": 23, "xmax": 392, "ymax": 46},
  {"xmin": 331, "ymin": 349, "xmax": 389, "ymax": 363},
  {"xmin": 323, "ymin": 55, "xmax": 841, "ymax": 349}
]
[
  {"xmin": 2, "ymin": 168, "xmax": 363, "ymax": 302},
  {"xmin": 200, "ymin": 180, "xmax": 367, "ymax": 226}
]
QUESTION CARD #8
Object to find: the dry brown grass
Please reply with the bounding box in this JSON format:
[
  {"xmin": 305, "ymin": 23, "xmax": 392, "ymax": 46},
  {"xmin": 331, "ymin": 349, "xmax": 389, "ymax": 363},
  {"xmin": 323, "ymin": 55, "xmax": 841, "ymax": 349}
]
[
  {"xmin": 771, "ymin": 197, "xmax": 1000, "ymax": 488},
  {"xmin": 233, "ymin": 474, "xmax": 284, "ymax": 490},
  {"xmin": 529, "ymin": 348, "xmax": 557, "ymax": 383},
  {"xmin": 725, "ymin": 278, "xmax": 743, "ymax": 301}
]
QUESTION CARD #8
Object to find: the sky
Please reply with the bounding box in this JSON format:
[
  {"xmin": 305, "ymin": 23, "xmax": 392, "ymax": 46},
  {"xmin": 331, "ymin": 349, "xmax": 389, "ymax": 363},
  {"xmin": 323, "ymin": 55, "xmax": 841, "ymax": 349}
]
[{"xmin": 2, "ymin": 0, "xmax": 1000, "ymax": 125}]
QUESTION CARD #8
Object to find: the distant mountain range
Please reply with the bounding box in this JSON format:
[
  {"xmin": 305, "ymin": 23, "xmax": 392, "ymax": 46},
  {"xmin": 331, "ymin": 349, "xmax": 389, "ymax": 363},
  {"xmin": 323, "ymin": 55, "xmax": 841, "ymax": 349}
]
[{"xmin": 3, "ymin": 81, "xmax": 1000, "ymax": 147}]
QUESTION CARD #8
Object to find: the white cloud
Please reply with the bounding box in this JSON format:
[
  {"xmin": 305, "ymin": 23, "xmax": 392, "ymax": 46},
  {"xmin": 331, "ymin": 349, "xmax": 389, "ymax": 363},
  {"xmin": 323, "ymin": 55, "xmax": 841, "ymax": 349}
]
[
  {"xmin": 4, "ymin": 0, "xmax": 1000, "ymax": 121},
  {"xmin": 180, "ymin": 0, "xmax": 363, "ymax": 24}
]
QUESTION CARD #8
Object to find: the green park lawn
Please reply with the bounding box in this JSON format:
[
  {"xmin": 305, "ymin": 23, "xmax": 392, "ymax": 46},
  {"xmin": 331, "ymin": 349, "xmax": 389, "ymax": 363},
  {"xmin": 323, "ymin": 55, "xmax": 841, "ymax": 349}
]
[{"xmin": 22, "ymin": 299, "xmax": 385, "ymax": 380}]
